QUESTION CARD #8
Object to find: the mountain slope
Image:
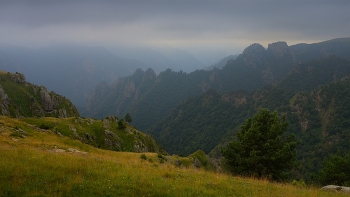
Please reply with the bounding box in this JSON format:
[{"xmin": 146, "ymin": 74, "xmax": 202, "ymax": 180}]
[
  {"xmin": 0, "ymin": 116, "xmax": 339, "ymax": 196},
  {"xmin": 0, "ymin": 70, "xmax": 79, "ymax": 118},
  {"xmin": 148, "ymin": 56, "xmax": 350, "ymax": 180},
  {"xmin": 19, "ymin": 116, "xmax": 164, "ymax": 153}
]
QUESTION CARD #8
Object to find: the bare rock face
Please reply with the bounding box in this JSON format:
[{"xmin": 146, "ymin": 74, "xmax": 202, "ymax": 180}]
[
  {"xmin": 58, "ymin": 109, "xmax": 68, "ymax": 118},
  {"xmin": 104, "ymin": 130, "xmax": 122, "ymax": 151},
  {"xmin": 40, "ymin": 86, "xmax": 56, "ymax": 111},
  {"xmin": 133, "ymin": 142, "xmax": 149, "ymax": 153},
  {"xmin": 10, "ymin": 72, "xmax": 26, "ymax": 83},
  {"xmin": 0, "ymin": 84, "xmax": 10, "ymax": 115}
]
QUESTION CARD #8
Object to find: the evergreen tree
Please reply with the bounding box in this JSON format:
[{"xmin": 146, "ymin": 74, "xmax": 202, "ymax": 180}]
[
  {"xmin": 118, "ymin": 119, "xmax": 126, "ymax": 128},
  {"xmin": 221, "ymin": 108, "xmax": 298, "ymax": 180},
  {"xmin": 318, "ymin": 152, "xmax": 350, "ymax": 186},
  {"xmin": 125, "ymin": 113, "xmax": 132, "ymax": 123}
]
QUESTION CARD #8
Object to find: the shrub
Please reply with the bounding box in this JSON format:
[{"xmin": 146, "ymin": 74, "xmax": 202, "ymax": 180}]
[
  {"xmin": 292, "ymin": 179, "xmax": 306, "ymax": 188},
  {"xmin": 140, "ymin": 154, "xmax": 147, "ymax": 160},
  {"xmin": 39, "ymin": 123, "xmax": 51, "ymax": 130}
]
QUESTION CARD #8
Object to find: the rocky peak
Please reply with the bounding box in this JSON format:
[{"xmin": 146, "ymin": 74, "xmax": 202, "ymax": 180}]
[
  {"xmin": 240, "ymin": 43, "xmax": 266, "ymax": 68},
  {"xmin": 142, "ymin": 68, "xmax": 156, "ymax": 82},
  {"xmin": 242, "ymin": 43, "xmax": 266, "ymax": 55},
  {"xmin": 267, "ymin": 41, "xmax": 297, "ymax": 63}
]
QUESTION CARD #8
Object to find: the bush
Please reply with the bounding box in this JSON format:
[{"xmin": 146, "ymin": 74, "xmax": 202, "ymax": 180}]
[
  {"xmin": 39, "ymin": 123, "xmax": 51, "ymax": 130},
  {"xmin": 140, "ymin": 154, "xmax": 147, "ymax": 160},
  {"xmin": 157, "ymin": 154, "xmax": 167, "ymax": 163},
  {"xmin": 292, "ymin": 179, "xmax": 306, "ymax": 188}
]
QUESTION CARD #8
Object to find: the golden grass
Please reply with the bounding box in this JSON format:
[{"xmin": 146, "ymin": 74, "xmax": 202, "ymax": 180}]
[{"xmin": 0, "ymin": 116, "xmax": 347, "ymax": 196}]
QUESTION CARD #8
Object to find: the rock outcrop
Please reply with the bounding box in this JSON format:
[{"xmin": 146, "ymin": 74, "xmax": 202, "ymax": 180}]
[
  {"xmin": 40, "ymin": 86, "xmax": 56, "ymax": 112},
  {"xmin": 0, "ymin": 84, "xmax": 10, "ymax": 115},
  {"xmin": 321, "ymin": 185, "xmax": 350, "ymax": 193}
]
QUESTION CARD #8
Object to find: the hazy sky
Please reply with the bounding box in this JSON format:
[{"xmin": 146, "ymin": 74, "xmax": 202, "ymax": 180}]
[{"xmin": 1, "ymin": 0, "xmax": 349, "ymax": 58}]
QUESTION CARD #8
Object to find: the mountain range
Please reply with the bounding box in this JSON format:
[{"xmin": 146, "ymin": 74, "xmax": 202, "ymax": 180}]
[
  {"xmin": 2, "ymin": 37, "xmax": 350, "ymax": 182},
  {"xmin": 0, "ymin": 45, "xmax": 207, "ymax": 111},
  {"xmin": 84, "ymin": 38, "xmax": 350, "ymax": 130},
  {"xmin": 82, "ymin": 37, "xmax": 350, "ymax": 180}
]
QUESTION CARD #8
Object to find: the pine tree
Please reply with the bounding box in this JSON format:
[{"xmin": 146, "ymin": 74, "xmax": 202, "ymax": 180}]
[
  {"xmin": 221, "ymin": 108, "xmax": 298, "ymax": 180},
  {"xmin": 125, "ymin": 113, "xmax": 132, "ymax": 123}
]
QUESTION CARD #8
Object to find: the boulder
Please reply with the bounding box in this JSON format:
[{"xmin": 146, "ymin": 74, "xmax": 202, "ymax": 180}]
[{"xmin": 321, "ymin": 185, "xmax": 350, "ymax": 193}]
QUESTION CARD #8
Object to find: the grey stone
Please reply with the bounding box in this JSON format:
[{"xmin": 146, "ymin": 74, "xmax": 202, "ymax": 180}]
[{"xmin": 321, "ymin": 185, "xmax": 350, "ymax": 193}]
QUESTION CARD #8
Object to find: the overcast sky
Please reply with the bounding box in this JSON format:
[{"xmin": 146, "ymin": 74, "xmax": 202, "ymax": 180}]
[{"xmin": 1, "ymin": 0, "xmax": 349, "ymax": 60}]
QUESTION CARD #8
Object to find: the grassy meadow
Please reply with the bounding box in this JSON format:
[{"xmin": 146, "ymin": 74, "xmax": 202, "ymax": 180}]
[{"xmin": 0, "ymin": 116, "xmax": 346, "ymax": 196}]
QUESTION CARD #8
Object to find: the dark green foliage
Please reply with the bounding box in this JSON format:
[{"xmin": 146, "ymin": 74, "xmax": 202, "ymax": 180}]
[
  {"xmin": 221, "ymin": 109, "xmax": 299, "ymax": 180},
  {"xmin": 148, "ymin": 89, "xmax": 254, "ymax": 156},
  {"xmin": 157, "ymin": 153, "xmax": 167, "ymax": 163},
  {"xmin": 278, "ymin": 56, "xmax": 350, "ymax": 92},
  {"xmin": 118, "ymin": 119, "xmax": 126, "ymax": 128},
  {"xmin": 318, "ymin": 152, "xmax": 350, "ymax": 186},
  {"xmin": 39, "ymin": 123, "xmax": 51, "ymax": 130},
  {"xmin": 140, "ymin": 154, "xmax": 147, "ymax": 160},
  {"xmin": 124, "ymin": 113, "xmax": 132, "ymax": 123},
  {"xmin": 189, "ymin": 150, "xmax": 215, "ymax": 170}
]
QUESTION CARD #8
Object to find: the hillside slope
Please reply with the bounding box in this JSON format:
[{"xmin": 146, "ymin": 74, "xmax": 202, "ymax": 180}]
[
  {"xmin": 18, "ymin": 116, "xmax": 164, "ymax": 153},
  {"xmin": 0, "ymin": 116, "xmax": 344, "ymax": 196},
  {"xmin": 0, "ymin": 70, "xmax": 79, "ymax": 118}
]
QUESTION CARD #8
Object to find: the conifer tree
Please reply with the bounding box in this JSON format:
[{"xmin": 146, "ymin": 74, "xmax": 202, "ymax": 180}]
[
  {"xmin": 221, "ymin": 108, "xmax": 298, "ymax": 180},
  {"xmin": 125, "ymin": 113, "xmax": 132, "ymax": 123}
]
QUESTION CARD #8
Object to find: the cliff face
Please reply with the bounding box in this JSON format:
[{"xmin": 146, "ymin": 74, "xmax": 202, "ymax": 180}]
[{"xmin": 0, "ymin": 70, "xmax": 79, "ymax": 118}]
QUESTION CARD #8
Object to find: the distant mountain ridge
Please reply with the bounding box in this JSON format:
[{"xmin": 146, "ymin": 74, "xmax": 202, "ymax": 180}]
[
  {"xmin": 204, "ymin": 54, "xmax": 239, "ymax": 70},
  {"xmin": 83, "ymin": 40, "xmax": 308, "ymax": 129}
]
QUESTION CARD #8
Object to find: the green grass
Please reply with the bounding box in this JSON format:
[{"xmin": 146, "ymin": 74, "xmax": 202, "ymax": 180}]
[
  {"xmin": 14, "ymin": 116, "xmax": 163, "ymax": 153},
  {"xmin": 0, "ymin": 116, "xmax": 347, "ymax": 196}
]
